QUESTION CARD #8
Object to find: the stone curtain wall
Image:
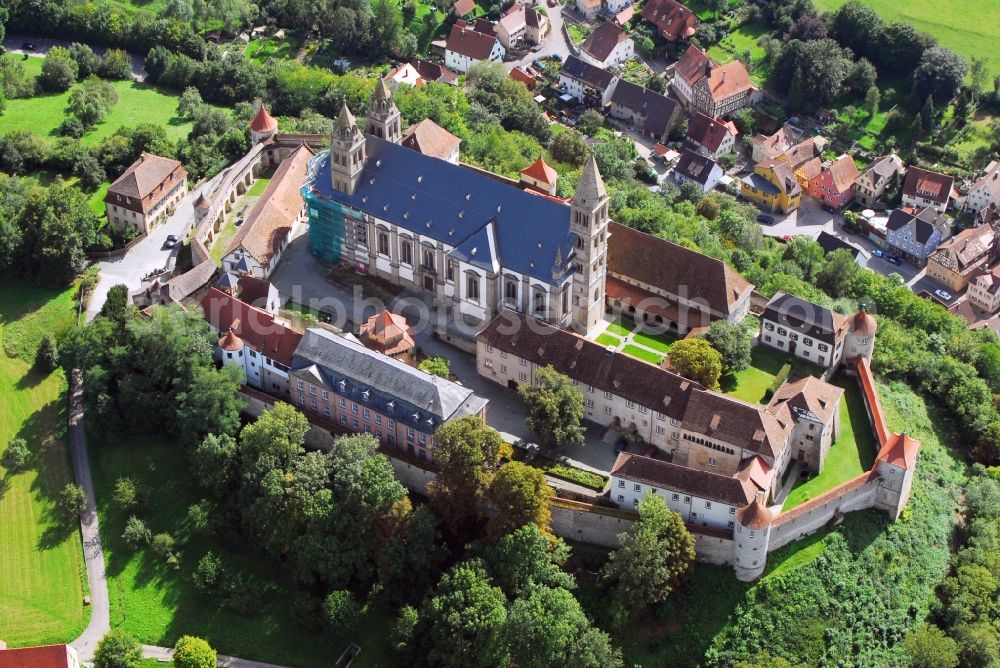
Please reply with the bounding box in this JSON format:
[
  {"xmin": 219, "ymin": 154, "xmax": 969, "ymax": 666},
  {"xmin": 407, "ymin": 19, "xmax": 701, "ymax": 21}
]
[{"xmin": 768, "ymin": 473, "xmax": 880, "ymax": 552}]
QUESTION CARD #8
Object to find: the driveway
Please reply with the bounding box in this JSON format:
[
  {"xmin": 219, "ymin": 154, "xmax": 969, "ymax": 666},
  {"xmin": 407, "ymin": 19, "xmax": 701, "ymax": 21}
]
[
  {"xmin": 86, "ymin": 176, "xmax": 220, "ymax": 320},
  {"xmin": 506, "ymin": 2, "xmax": 571, "ymax": 71},
  {"xmin": 4, "ymin": 33, "xmax": 147, "ymax": 80}
]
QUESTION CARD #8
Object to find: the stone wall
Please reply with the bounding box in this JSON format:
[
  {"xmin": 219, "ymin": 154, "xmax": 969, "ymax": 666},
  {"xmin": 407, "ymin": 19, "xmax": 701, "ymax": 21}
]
[
  {"xmin": 769, "ymin": 473, "xmax": 879, "ymax": 552},
  {"xmin": 550, "ymin": 499, "xmax": 634, "ymax": 548}
]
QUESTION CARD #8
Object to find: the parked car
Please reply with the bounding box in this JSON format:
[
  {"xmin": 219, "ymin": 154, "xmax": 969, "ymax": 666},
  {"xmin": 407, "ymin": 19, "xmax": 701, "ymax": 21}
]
[
  {"xmin": 934, "ymin": 289, "xmax": 953, "ymax": 301},
  {"xmin": 22, "ymin": 42, "xmax": 36, "ymax": 51},
  {"xmin": 531, "ymin": 44, "xmax": 542, "ymax": 52},
  {"xmin": 887, "ymin": 256, "xmax": 902, "ymax": 266},
  {"xmin": 756, "ymin": 214, "xmax": 775, "ymax": 224},
  {"xmin": 164, "ymin": 234, "xmax": 178, "ymax": 248},
  {"xmin": 615, "ymin": 437, "xmax": 628, "ymax": 454},
  {"xmin": 871, "ymin": 248, "xmax": 884, "ymax": 258},
  {"xmin": 532, "ymin": 59, "xmax": 545, "ymax": 70}
]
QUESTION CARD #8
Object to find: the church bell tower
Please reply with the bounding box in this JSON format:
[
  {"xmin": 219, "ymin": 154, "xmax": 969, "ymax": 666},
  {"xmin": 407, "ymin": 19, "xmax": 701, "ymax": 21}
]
[
  {"xmin": 570, "ymin": 155, "xmax": 609, "ymax": 335},
  {"xmin": 330, "ymin": 104, "xmax": 366, "ymax": 196},
  {"xmin": 365, "ymin": 78, "xmax": 402, "ymax": 144}
]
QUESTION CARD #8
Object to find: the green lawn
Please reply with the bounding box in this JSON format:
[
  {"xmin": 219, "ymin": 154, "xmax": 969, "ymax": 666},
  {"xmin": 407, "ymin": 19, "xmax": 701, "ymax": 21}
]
[
  {"xmin": 706, "ymin": 22, "xmax": 770, "ymax": 85},
  {"xmin": 209, "ymin": 220, "xmax": 238, "ymax": 265},
  {"xmin": 0, "ymin": 280, "xmax": 89, "ymax": 646},
  {"xmin": 245, "ymin": 36, "xmax": 304, "ymax": 64},
  {"xmin": 631, "ymin": 330, "xmax": 675, "ymax": 353},
  {"xmin": 622, "ymin": 344, "xmax": 664, "ymax": 365},
  {"xmin": 246, "ymin": 167, "xmax": 276, "ymax": 197},
  {"xmin": 813, "ymin": 0, "xmax": 1000, "ymax": 77},
  {"xmin": 0, "ymin": 66, "xmax": 200, "ymax": 145},
  {"xmin": 17, "ymin": 171, "xmax": 109, "ymax": 218},
  {"xmin": 605, "ymin": 317, "xmax": 635, "ymax": 338},
  {"xmin": 782, "ymin": 376, "xmax": 878, "ymax": 509},
  {"xmin": 721, "ymin": 345, "xmax": 786, "ymax": 404},
  {"xmin": 91, "ymin": 435, "xmax": 395, "ymax": 667},
  {"xmin": 595, "ymin": 332, "xmax": 621, "ymax": 347}
]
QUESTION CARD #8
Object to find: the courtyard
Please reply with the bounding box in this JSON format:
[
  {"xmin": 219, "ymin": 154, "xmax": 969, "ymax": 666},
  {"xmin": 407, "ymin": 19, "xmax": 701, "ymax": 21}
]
[{"xmin": 593, "ymin": 316, "xmax": 677, "ymax": 366}]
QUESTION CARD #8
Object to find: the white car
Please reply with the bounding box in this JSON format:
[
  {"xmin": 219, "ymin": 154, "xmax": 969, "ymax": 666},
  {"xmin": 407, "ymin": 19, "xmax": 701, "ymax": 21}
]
[{"xmin": 934, "ymin": 289, "xmax": 953, "ymax": 301}]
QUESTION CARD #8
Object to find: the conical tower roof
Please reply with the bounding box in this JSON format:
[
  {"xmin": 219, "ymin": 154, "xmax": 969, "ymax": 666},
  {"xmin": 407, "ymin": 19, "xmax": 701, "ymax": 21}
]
[
  {"xmin": 334, "ymin": 103, "xmax": 362, "ymax": 141},
  {"xmin": 373, "ymin": 76, "xmax": 393, "ymax": 102},
  {"xmin": 575, "ymin": 154, "xmax": 607, "ymax": 207},
  {"xmin": 735, "ymin": 495, "xmax": 773, "ymax": 530},
  {"xmin": 250, "ymin": 104, "xmax": 277, "ymax": 133},
  {"xmin": 219, "ymin": 327, "xmax": 243, "ymax": 352},
  {"xmin": 194, "ymin": 191, "xmax": 210, "ymax": 209}
]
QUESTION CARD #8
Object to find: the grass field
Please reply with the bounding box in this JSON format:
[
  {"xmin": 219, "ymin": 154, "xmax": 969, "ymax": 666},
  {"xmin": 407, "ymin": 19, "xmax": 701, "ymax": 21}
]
[
  {"xmin": 622, "ymin": 344, "xmax": 664, "ymax": 365},
  {"xmin": 813, "ymin": 0, "xmax": 1000, "ymax": 77},
  {"xmin": 0, "ymin": 58, "xmax": 195, "ymax": 145},
  {"xmin": 631, "ymin": 330, "xmax": 675, "ymax": 353},
  {"xmin": 245, "ymin": 37, "xmax": 304, "ymax": 65},
  {"xmin": 595, "ymin": 332, "xmax": 621, "ymax": 347},
  {"xmin": 722, "ymin": 346, "xmax": 785, "ymax": 404},
  {"xmin": 782, "ymin": 376, "xmax": 878, "ymax": 509},
  {"xmin": 0, "ymin": 280, "xmax": 88, "ymax": 646},
  {"xmin": 92, "ymin": 435, "xmax": 395, "ymax": 667},
  {"xmin": 17, "ymin": 171, "xmax": 109, "ymax": 217}
]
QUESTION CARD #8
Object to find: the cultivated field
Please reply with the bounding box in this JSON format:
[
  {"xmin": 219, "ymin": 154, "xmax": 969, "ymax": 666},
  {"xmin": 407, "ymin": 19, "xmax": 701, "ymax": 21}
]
[
  {"xmin": 0, "ymin": 281, "xmax": 88, "ymax": 646},
  {"xmin": 813, "ymin": 0, "xmax": 1000, "ymax": 76}
]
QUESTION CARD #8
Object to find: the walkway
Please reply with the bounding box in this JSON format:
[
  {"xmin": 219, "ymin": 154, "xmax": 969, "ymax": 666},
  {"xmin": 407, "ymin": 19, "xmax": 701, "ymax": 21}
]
[
  {"xmin": 3, "ymin": 33, "xmax": 147, "ymax": 80},
  {"xmin": 143, "ymin": 645, "xmax": 288, "ymax": 668},
  {"xmin": 506, "ymin": 3, "xmax": 570, "ymax": 71}
]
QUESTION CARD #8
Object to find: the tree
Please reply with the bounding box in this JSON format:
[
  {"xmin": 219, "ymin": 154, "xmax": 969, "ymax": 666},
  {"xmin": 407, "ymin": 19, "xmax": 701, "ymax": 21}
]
[
  {"xmin": 422, "ymin": 562, "xmax": 509, "ymax": 668},
  {"xmin": 785, "ymin": 13, "xmax": 827, "ymax": 42},
  {"xmin": 175, "ymin": 363, "xmax": 244, "ymax": 445},
  {"xmin": 3, "ymin": 437, "xmax": 30, "ymax": 472},
  {"xmin": 829, "ymin": 1, "xmax": 883, "ymax": 62},
  {"xmin": 549, "ymin": 129, "xmax": 589, "ymax": 166},
  {"xmin": 482, "ymin": 523, "xmax": 574, "ymax": 598},
  {"xmin": 504, "ymin": 586, "xmax": 623, "ymax": 668},
  {"xmin": 846, "ymin": 58, "xmax": 877, "ymax": 95},
  {"xmin": 378, "ymin": 505, "xmax": 445, "ymax": 604},
  {"xmin": 880, "ymin": 21, "xmax": 935, "ymax": 75},
  {"xmin": 172, "ymin": 635, "xmax": 216, "ymax": 668},
  {"xmin": 94, "ymin": 628, "xmax": 143, "ymax": 668},
  {"xmin": 191, "ymin": 432, "xmax": 238, "ymax": 496},
  {"xmin": 864, "ymin": 85, "xmax": 881, "ymax": 116},
  {"xmin": 816, "ymin": 249, "xmax": 861, "ymax": 298},
  {"xmin": 486, "ymin": 462, "xmax": 552, "ymax": 539},
  {"xmin": 74, "ymin": 155, "xmax": 107, "ymax": 190},
  {"xmin": 60, "ymin": 483, "xmax": 87, "ymax": 517},
  {"xmin": 68, "ymin": 43, "xmax": 102, "ymax": 78},
  {"xmin": 177, "ymin": 86, "xmax": 204, "ymax": 120},
  {"xmin": 392, "ymin": 605, "xmax": 419, "ymax": 653},
  {"xmin": 67, "ymin": 76, "xmax": 119, "ymax": 127},
  {"xmin": 519, "ymin": 365, "xmax": 585, "ymax": 449},
  {"xmin": 418, "ymin": 356, "xmax": 450, "ymax": 378},
  {"xmin": 163, "ymin": 0, "xmax": 195, "ymax": 20},
  {"xmin": 577, "ymin": 109, "xmax": 605, "ymax": 137},
  {"xmin": 903, "ymin": 625, "xmax": 959, "ymax": 668},
  {"xmin": 100, "ymin": 284, "xmax": 135, "ymax": 324},
  {"xmin": 122, "ymin": 516, "xmax": 151, "ymax": 548},
  {"xmin": 667, "ymin": 337, "xmax": 723, "ymax": 390},
  {"xmin": 99, "ymin": 49, "xmax": 131, "ymax": 80},
  {"xmin": 598, "ymin": 493, "xmax": 695, "ymax": 626},
  {"xmin": 770, "ymin": 39, "xmax": 852, "ymax": 112},
  {"xmin": 40, "ymin": 46, "xmax": 78, "ymax": 93},
  {"xmin": 914, "ymin": 47, "xmax": 968, "ymax": 105},
  {"xmin": 36, "ymin": 333, "xmax": 58, "ymax": 372},
  {"xmin": 193, "ymin": 551, "xmax": 227, "ymax": 595},
  {"xmin": 428, "ymin": 416, "xmax": 503, "ymax": 535},
  {"xmin": 324, "ymin": 590, "xmax": 359, "ymax": 633},
  {"xmin": 152, "ymin": 532, "xmax": 180, "ymax": 568},
  {"xmin": 704, "ymin": 320, "xmax": 752, "ymax": 374},
  {"xmin": 920, "ymin": 95, "xmax": 936, "ymax": 136},
  {"xmin": 113, "ymin": 477, "xmax": 143, "ymax": 512},
  {"xmin": 970, "ymin": 56, "xmax": 989, "ymax": 102}
]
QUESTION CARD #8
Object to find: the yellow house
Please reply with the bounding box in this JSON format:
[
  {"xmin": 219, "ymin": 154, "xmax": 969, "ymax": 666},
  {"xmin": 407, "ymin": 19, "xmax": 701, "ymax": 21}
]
[{"xmin": 740, "ymin": 161, "xmax": 802, "ymax": 213}]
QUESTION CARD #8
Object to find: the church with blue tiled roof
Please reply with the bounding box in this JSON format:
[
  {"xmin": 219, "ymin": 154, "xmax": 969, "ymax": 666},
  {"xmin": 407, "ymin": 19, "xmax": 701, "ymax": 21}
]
[{"xmin": 302, "ymin": 79, "xmax": 611, "ymax": 336}]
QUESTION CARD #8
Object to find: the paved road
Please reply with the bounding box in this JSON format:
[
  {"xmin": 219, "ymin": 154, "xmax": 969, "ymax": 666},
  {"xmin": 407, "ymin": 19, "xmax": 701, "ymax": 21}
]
[
  {"xmin": 86, "ymin": 177, "xmax": 219, "ymax": 320},
  {"xmin": 143, "ymin": 644, "xmax": 289, "ymax": 668},
  {"xmin": 67, "ymin": 372, "xmax": 111, "ymax": 663},
  {"xmin": 3, "ymin": 33, "xmax": 147, "ymax": 80},
  {"xmin": 506, "ymin": 2, "xmax": 571, "ymax": 71}
]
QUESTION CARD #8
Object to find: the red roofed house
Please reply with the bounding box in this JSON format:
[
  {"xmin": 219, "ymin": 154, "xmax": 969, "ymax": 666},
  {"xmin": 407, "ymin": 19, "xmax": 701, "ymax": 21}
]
[
  {"xmin": 105, "ymin": 153, "xmax": 188, "ymax": 235},
  {"xmin": 685, "ymin": 111, "xmax": 738, "ymax": 160},
  {"xmin": 641, "ymin": 0, "xmax": 698, "ymax": 41},
  {"xmin": 672, "ymin": 45, "xmax": 758, "ymax": 118},
  {"xmin": 385, "ymin": 60, "xmax": 460, "ymax": 88},
  {"xmin": 250, "ymin": 104, "xmax": 278, "ymax": 144},
  {"xmin": 359, "ymin": 309, "xmax": 415, "ymax": 357},
  {"xmin": 0, "ymin": 644, "xmax": 80, "ymax": 668},
  {"xmin": 969, "ymin": 265, "xmax": 1000, "ymax": 313},
  {"xmin": 520, "ymin": 156, "xmax": 559, "ymax": 195},
  {"xmin": 803, "ymin": 154, "xmax": 861, "ymax": 209},
  {"xmin": 509, "ymin": 64, "xmax": 540, "ymax": 90},
  {"xmin": 200, "ymin": 287, "xmax": 303, "ymax": 396},
  {"xmin": 902, "ymin": 166, "xmax": 955, "ymax": 213},
  {"xmin": 453, "ymin": 0, "xmax": 476, "ymax": 18},
  {"xmin": 402, "ymin": 118, "xmax": 462, "ymax": 164},
  {"xmin": 445, "ymin": 21, "xmax": 505, "ymax": 73},
  {"xmin": 222, "ymin": 144, "xmax": 314, "ymax": 279},
  {"xmin": 579, "ymin": 21, "xmax": 635, "ymax": 68}
]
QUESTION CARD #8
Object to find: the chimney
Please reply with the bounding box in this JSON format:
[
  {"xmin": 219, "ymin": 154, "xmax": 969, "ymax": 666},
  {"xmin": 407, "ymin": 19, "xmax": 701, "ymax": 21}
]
[
  {"xmin": 755, "ymin": 490, "xmax": 766, "ymax": 505},
  {"xmin": 721, "ymin": 70, "xmax": 726, "ymax": 84}
]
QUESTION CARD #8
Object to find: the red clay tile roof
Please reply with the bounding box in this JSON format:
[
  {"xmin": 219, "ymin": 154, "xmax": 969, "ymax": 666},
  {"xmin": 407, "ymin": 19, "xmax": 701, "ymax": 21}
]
[
  {"xmin": 412, "ymin": 59, "xmax": 459, "ymax": 84},
  {"xmin": 681, "ymin": 388, "xmax": 793, "ymax": 460},
  {"xmin": 856, "ymin": 357, "xmax": 889, "ymax": 447},
  {"xmin": 250, "ymin": 105, "xmax": 278, "ymax": 133},
  {"xmin": 850, "ymin": 307, "xmax": 878, "ymax": 338},
  {"xmin": 105, "ymin": 153, "xmax": 186, "ymax": 214},
  {"xmin": 237, "ymin": 275, "xmax": 275, "ymax": 309},
  {"xmin": 706, "ymin": 60, "xmax": 756, "ymax": 102},
  {"xmin": 194, "ymin": 191, "xmax": 210, "ymax": 209},
  {"xmin": 642, "ymin": 0, "xmax": 697, "ymax": 40},
  {"xmin": 769, "ymin": 376, "xmax": 843, "ymax": 426},
  {"xmin": 521, "ymin": 156, "xmax": 558, "ymax": 185},
  {"xmin": 0, "ymin": 645, "xmax": 72, "ymax": 668},
  {"xmin": 200, "ymin": 287, "xmax": 302, "ymax": 367},
  {"xmin": 402, "ymin": 119, "xmax": 462, "ymax": 161},
  {"xmin": 615, "ymin": 5, "xmax": 635, "ymax": 25},
  {"xmin": 827, "ymin": 154, "xmax": 861, "ymax": 193},
  {"xmin": 686, "ymin": 112, "xmax": 736, "ymax": 153},
  {"xmin": 797, "ymin": 156, "xmax": 823, "ymax": 182},
  {"xmin": 876, "ymin": 432, "xmax": 920, "ymax": 468},
  {"xmin": 509, "ymin": 65, "xmax": 537, "ymax": 88},
  {"xmin": 219, "ymin": 328, "xmax": 243, "ymax": 351},
  {"xmin": 903, "ymin": 166, "xmax": 954, "ymax": 205},
  {"xmin": 447, "ymin": 22, "xmax": 498, "ymax": 59},
  {"xmin": 734, "ymin": 455, "xmax": 774, "ymax": 492},
  {"xmin": 580, "ymin": 21, "xmax": 631, "ymax": 63},
  {"xmin": 675, "ymin": 44, "xmax": 710, "ymax": 86},
  {"xmin": 735, "ymin": 496, "xmax": 772, "ymax": 529},
  {"xmin": 608, "ymin": 222, "xmax": 753, "ymax": 316},
  {"xmin": 605, "ymin": 276, "xmax": 685, "ymax": 326},
  {"xmin": 611, "ymin": 452, "xmax": 759, "ymax": 507},
  {"xmin": 453, "ymin": 0, "xmax": 476, "ymax": 16},
  {"xmin": 773, "ymin": 471, "xmax": 875, "ymax": 526},
  {"xmin": 359, "ymin": 310, "xmax": 415, "ymax": 356},
  {"xmin": 227, "ymin": 144, "xmax": 313, "ymax": 264}
]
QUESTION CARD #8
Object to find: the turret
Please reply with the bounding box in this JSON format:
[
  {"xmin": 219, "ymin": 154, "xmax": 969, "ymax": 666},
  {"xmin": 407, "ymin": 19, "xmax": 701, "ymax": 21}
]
[
  {"xmin": 330, "ymin": 104, "xmax": 366, "ymax": 196},
  {"xmin": 844, "ymin": 303, "xmax": 877, "ymax": 364},
  {"xmin": 366, "ymin": 77, "xmax": 402, "ymax": 144},
  {"xmin": 193, "ymin": 191, "xmax": 211, "ymax": 225},
  {"xmin": 733, "ymin": 491, "xmax": 773, "ymax": 582},
  {"xmin": 874, "ymin": 432, "xmax": 919, "ymax": 520},
  {"xmin": 570, "ymin": 155, "xmax": 609, "ymax": 335},
  {"xmin": 250, "ymin": 104, "xmax": 278, "ymax": 145}
]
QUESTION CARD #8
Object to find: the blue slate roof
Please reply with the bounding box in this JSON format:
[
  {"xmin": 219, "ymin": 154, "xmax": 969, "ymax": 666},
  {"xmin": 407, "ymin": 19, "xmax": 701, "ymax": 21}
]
[
  {"xmin": 304, "ymin": 136, "xmax": 575, "ymax": 282},
  {"xmin": 216, "ymin": 272, "xmax": 239, "ymax": 289}
]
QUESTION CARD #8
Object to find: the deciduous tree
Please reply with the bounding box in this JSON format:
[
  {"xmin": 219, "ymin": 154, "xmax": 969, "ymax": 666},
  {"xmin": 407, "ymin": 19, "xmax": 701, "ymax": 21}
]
[
  {"xmin": 173, "ymin": 636, "xmax": 216, "ymax": 668},
  {"xmin": 704, "ymin": 320, "xmax": 752, "ymax": 374},
  {"xmin": 94, "ymin": 628, "xmax": 143, "ymax": 668},
  {"xmin": 667, "ymin": 337, "xmax": 723, "ymax": 390},
  {"xmin": 486, "ymin": 461, "xmax": 552, "ymax": 540},
  {"xmin": 519, "ymin": 365, "xmax": 585, "ymax": 448}
]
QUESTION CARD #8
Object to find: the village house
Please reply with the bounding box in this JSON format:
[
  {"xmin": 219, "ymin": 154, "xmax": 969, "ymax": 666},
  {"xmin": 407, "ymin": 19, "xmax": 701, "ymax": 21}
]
[
  {"xmin": 579, "ymin": 21, "xmax": 635, "ymax": 68},
  {"xmin": 559, "ymin": 55, "xmax": 619, "ymax": 107},
  {"xmin": 740, "ymin": 161, "xmax": 802, "ymax": 213},
  {"xmin": 672, "ymin": 45, "xmax": 757, "ymax": 117},
  {"xmin": 221, "ymin": 144, "xmax": 313, "ymax": 279},
  {"xmin": 759, "ymin": 293, "xmax": 876, "ymax": 369},
  {"xmin": 576, "ymin": 0, "xmax": 634, "ymax": 19},
  {"xmin": 902, "ymin": 166, "xmax": 955, "ymax": 213},
  {"xmin": 853, "ymin": 155, "xmax": 904, "ymax": 208},
  {"xmin": 385, "ymin": 59, "xmax": 459, "ymax": 88},
  {"xmin": 752, "ymin": 125, "xmax": 797, "ymax": 164},
  {"xmin": 453, "ymin": 0, "xmax": 476, "ymax": 18},
  {"xmin": 768, "ymin": 376, "xmax": 843, "ymax": 473},
  {"xmin": 968, "ymin": 265, "xmax": 1000, "ymax": 313},
  {"xmin": 685, "ymin": 112, "xmax": 738, "ymax": 160},
  {"xmin": 672, "ymin": 148, "xmax": 724, "ymax": 193},
  {"xmin": 401, "ymin": 118, "xmax": 462, "ymax": 164},
  {"xmin": 445, "ymin": 21, "xmax": 505, "ymax": 72},
  {"xmin": 0, "ymin": 644, "xmax": 80, "ymax": 668},
  {"xmin": 799, "ymin": 154, "xmax": 861, "ymax": 210},
  {"xmin": 494, "ymin": 3, "xmax": 548, "ymax": 49},
  {"xmin": 509, "ymin": 64, "xmax": 540, "ymax": 90},
  {"xmin": 290, "ymin": 327, "xmax": 488, "ymax": 462},
  {"xmin": 524, "ymin": 4, "xmax": 550, "ymax": 43},
  {"xmin": 105, "ymin": 153, "xmax": 188, "ymax": 235},
  {"xmin": 606, "ymin": 222, "xmax": 754, "ymax": 334},
  {"xmin": 967, "ymin": 161, "xmax": 1000, "ymax": 214},
  {"xmin": 885, "ymin": 207, "xmax": 950, "ymax": 265},
  {"xmin": 641, "ymin": 0, "xmax": 697, "ymax": 41},
  {"xmin": 608, "ymin": 78, "xmax": 680, "ymax": 142},
  {"xmin": 926, "ymin": 224, "xmax": 996, "ymax": 292},
  {"xmin": 201, "ymin": 286, "xmax": 303, "ymax": 397}
]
